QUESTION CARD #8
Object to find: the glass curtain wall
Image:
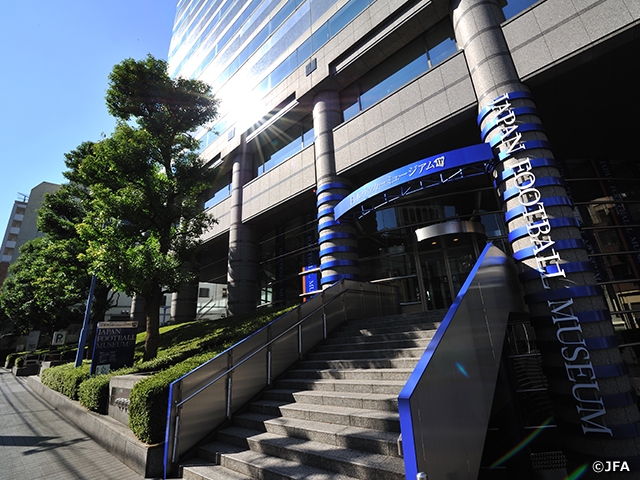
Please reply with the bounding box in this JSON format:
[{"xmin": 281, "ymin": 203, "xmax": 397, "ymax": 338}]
[
  {"xmin": 355, "ymin": 180, "xmax": 507, "ymax": 309},
  {"xmin": 258, "ymin": 215, "xmax": 319, "ymax": 307},
  {"xmin": 561, "ymin": 158, "xmax": 640, "ymax": 354}
]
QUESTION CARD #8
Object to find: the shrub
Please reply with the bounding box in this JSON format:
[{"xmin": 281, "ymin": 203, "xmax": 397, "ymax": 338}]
[
  {"xmin": 5, "ymin": 352, "xmax": 25, "ymax": 368},
  {"xmin": 128, "ymin": 352, "xmax": 216, "ymax": 444},
  {"xmin": 41, "ymin": 361, "xmax": 91, "ymax": 400}
]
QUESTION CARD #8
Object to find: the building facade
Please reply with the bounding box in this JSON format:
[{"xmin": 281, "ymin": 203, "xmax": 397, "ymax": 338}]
[
  {"xmin": 169, "ymin": 0, "xmax": 640, "ymax": 471},
  {"xmin": 0, "ymin": 182, "xmax": 61, "ymax": 286}
]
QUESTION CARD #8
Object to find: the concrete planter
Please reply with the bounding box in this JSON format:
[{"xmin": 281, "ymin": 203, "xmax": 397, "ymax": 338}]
[{"xmin": 27, "ymin": 376, "xmax": 164, "ymax": 478}]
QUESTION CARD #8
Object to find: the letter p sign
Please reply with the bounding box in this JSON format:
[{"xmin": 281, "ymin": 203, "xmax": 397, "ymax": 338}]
[{"xmin": 52, "ymin": 331, "xmax": 67, "ymax": 346}]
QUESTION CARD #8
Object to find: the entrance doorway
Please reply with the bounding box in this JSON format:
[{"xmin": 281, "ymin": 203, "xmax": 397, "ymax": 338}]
[{"xmin": 415, "ymin": 221, "xmax": 486, "ymax": 311}]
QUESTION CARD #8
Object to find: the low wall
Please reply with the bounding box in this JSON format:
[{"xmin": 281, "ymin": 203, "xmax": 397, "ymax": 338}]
[{"xmin": 27, "ymin": 376, "xmax": 163, "ymax": 478}]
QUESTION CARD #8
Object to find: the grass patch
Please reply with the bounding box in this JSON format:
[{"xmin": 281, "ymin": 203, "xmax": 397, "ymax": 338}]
[{"xmin": 42, "ymin": 305, "xmax": 296, "ymax": 444}]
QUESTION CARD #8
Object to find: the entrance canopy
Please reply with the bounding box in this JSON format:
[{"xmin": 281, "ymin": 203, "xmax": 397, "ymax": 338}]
[{"xmin": 333, "ymin": 143, "xmax": 494, "ymax": 220}]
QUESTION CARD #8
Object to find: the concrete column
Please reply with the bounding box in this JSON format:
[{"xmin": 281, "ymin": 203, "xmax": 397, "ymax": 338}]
[
  {"xmin": 171, "ymin": 279, "xmax": 198, "ymax": 324},
  {"xmin": 313, "ymin": 90, "xmax": 359, "ymax": 288},
  {"xmin": 129, "ymin": 294, "xmax": 146, "ymax": 332},
  {"xmin": 451, "ymin": 0, "xmax": 640, "ymax": 466},
  {"xmin": 227, "ymin": 147, "xmax": 259, "ymax": 315}
]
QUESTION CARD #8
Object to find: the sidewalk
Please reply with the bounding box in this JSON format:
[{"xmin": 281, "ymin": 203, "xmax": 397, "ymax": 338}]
[{"xmin": 0, "ymin": 368, "xmax": 144, "ymax": 480}]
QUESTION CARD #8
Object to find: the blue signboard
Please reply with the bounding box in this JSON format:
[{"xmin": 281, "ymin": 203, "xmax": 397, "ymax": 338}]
[{"xmin": 333, "ymin": 143, "xmax": 494, "ymax": 219}]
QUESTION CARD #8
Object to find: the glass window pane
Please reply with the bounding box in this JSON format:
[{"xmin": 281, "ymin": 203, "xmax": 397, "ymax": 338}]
[
  {"xmin": 311, "ymin": 23, "xmax": 329, "ymax": 52},
  {"xmin": 328, "ymin": 0, "xmax": 368, "ymax": 37},
  {"xmin": 501, "ymin": 0, "xmax": 539, "ymax": 20},
  {"xmin": 360, "ymin": 44, "xmax": 428, "ymax": 110},
  {"xmin": 426, "ymin": 22, "xmax": 457, "ymax": 67}
]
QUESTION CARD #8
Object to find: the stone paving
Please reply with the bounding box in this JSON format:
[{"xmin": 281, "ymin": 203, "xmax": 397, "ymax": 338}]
[{"xmin": 0, "ymin": 368, "xmax": 144, "ymax": 480}]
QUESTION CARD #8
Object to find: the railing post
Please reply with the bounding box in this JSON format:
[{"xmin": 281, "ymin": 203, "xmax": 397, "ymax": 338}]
[
  {"xmin": 226, "ymin": 350, "xmax": 233, "ymax": 418},
  {"xmin": 267, "ymin": 324, "xmax": 272, "ymax": 385}
]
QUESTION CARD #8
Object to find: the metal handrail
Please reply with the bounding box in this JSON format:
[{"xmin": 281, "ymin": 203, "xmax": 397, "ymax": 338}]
[
  {"xmin": 163, "ymin": 279, "xmax": 399, "ymax": 478},
  {"xmin": 176, "ymin": 291, "xmax": 347, "ymax": 409}
]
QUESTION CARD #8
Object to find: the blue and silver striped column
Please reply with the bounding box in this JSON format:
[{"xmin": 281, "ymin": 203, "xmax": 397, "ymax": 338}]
[
  {"xmin": 313, "ymin": 90, "xmax": 359, "ymax": 287},
  {"xmin": 453, "ymin": 0, "xmax": 640, "ymax": 466}
]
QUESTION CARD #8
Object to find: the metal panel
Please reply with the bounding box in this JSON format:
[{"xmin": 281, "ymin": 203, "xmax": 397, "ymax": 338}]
[
  {"xmin": 231, "ymin": 350, "xmax": 269, "ymax": 413},
  {"xmin": 164, "ymin": 279, "xmax": 399, "ymax": 476},
  {"xmin": 176, "ymin": 378, "xmax": 227, "ymax": 459},
  {"xmin": 398, "ymin": 244, "xmax": 526, "ymax": 480}
]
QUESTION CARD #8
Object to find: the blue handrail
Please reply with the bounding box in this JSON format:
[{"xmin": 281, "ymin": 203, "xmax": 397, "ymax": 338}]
[{"xmin": 398, "ymin": 243, "xmax": 526, "ymax": 480}]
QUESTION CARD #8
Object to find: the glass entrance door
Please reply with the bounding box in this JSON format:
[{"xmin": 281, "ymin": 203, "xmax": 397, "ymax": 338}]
[{"xmin": 417, "ymin": 232, "xmax": 483, "ymax": 310}]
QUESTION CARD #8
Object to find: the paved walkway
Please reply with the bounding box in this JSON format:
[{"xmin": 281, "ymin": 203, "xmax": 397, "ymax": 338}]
[{"xmin": 0, "ymin": 368, "xmax": 144, "ymax": 480}]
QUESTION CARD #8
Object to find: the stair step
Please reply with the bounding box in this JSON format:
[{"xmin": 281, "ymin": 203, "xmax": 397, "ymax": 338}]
[
  {"xmin": 182, "ymin": 459, "xmax": 254, "ymax": 480},
  {"xmin": 233, "ymin": 412, "xmax": 401, "ymax": 457},
  {"xmin": 212, "ymin": 428, "xmax": 405, "ymax": 480},
  {"xmin": 192, "ymin": 443, "xmax": 359, "ymax": 479},
  {"xmin": 336, "ymin": 323, "xmax": 440, "ymax": 337},
  {"xmin": 315, "ymin": 337, "xmax": 431, "ymax": 353},
  {"xmin": 306, "ymin": 346, "xmax": 426, "ymax": 361},
  {"xmin": 261, "ymin": 388, "xmax": 398, "ymax": 412},
  {"xmin": 250, "ymin": 399, "xmax": 400, "ymax": 431},
  {"xmin": 286, "ymin": 368, "xmax": 413, "ymax": 381},
  {"xmin": 178, "ymin": 306, "xmax": 447, "ymax": 480},
  {"xmin": 274, "ymin": 377, "xmax": 405, "ymax": 395},
  {"xmin": 323, "ymin": 330, "xmax": 436, "ymax": 345},
  {"xmin": 297, "ymin": 357, "xmax": 420, "ymax": 370},
  {"xmin": 340, "ymin": 311, "xmax": 444, "ymax": 328}
]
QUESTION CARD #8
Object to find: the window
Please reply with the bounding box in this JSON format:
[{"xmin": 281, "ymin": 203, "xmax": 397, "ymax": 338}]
[
  {"xmin": 341, "ymin": 22, "xmax": 457, "ymax": 122},
  {"xmin": 199, "ymin": 288, "xmax": 211, "ymax": 298},
  {"xmin": 254, "ymin": 114, "xmax": 314, "ymax": 176}
]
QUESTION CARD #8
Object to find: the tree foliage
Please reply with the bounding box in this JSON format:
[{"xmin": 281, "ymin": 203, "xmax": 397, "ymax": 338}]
[
  {"xmin": 75, "ymin": 55, "xmax": 219, "ymax": 361},
  {"xmin": 0, "ymin": 178, "xmax": 112, "ymax": 338},
  {"xmin": 0, "ymin": 237, "xmax": 86, "ymax": 334}
]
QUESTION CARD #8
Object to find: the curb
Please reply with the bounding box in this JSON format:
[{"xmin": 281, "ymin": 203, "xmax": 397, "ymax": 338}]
[{"xmin": 27, "ymin": 375, "xmax": 164, "ymax": 479}]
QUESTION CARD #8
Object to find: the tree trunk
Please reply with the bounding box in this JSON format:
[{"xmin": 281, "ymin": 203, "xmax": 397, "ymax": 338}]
[
  {"xmin": 87, "ymin": 282, "xmax": 111, "ymax": 358},
  {"xmin": 143, "ymin": 285, "xmax": 163, "ymax": 361}
]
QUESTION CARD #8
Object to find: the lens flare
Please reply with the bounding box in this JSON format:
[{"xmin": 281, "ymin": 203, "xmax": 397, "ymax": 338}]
[
  {"xmin": 490, "ymin": 417, "xmax": 553, "ymax": 468},
  {"xmin": 455, "ymin": 362, "xmax": 469, "ymax": 378}
]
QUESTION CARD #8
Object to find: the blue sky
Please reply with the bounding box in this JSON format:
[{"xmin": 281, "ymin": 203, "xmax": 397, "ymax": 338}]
[{"xmin": 0, "ymin": 0, "xmax": 177, "ymax": 235}]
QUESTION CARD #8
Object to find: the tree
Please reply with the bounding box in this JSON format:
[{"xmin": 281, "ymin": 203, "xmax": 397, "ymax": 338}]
[
  {"xmin": 37, "ymin": 175, "xmax": 115, "ymax": 351},
  {"xmin": 76, "ymin": 55, "xmax": 219, "ymax": 361},
  {"xmin": 0, "ymin": 237, "xmax": 86, "ymax": 335},
  {"xmin": 0, "ymin": 175, "xmax": 114, "ymax": 342}
]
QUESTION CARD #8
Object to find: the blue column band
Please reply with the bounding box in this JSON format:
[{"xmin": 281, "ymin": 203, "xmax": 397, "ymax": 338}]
[
  {"xmin": 319, "ymin": 231, "xmax": 354, "ymax": 243},
  {"xmin": 320, "ymin": 259, "xmax": 358, "ymax": 269},
  {"xmin": 504, "ymin": 195, "xmax": 573, "ymax": 223},
  {"xmin": 529, "ymin": 309, "xmax": 611, "ymax": 326},
  {"xmin": 317, "ymin": 193, "xmax": 346, "ymax": 207},
  {"xmin": 512, "ymin": 239, "xmax": 586, "ymax": 261},
  {"xmin": 544, "ymin": 361, "xmax": 627, "ymax": 379},
  {"xmin": 319, "ymin": 245, "xmax": 358, "ymax": 257},
  {"xmin": 483, "ymin": 114, "xmax": 541, "ymax": 142},
  {"xmin": 316, "ymin": 181, "xmax": 350, "ymax": 193},
  {"xmin": 497, "ymin": 139, "xmax": 553, "ymax": 162},
  {"xmin": 318, "ymin": 220, "xmax": 339, "ymax": 231},
  {"xmin": 524, "ymin": 285, "xmax": 601, "ymax": 304},
  {"xmin": 502, "ymin": 175, "xmax": 565, "ymax": 202},
  {"xmin": 495, "ymin": 157, "xmax": 557, "ymax": 183},
  {"xmin": 508, "ymin": 217, "xmax": 580, "ymax": 242},
  {"xmin": 317, "ymin": 206, "xmax": 334, "ymax": 218},
  {"xmin": 477, "ymin": 90, "xmax": 534, "ymax": 125},
  {"xmin": 518, "ymin": 260, "xmax": 592, "ymax": 282},
  {"xmin": 537, "ymin": 335, "xmax": 620, "ymax": 352}
]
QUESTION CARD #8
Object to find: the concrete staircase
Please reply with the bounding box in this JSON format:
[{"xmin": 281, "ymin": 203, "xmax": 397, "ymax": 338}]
[{"xmin": 180, "ymin": 309, "xmax": 446, "ymax": 480}]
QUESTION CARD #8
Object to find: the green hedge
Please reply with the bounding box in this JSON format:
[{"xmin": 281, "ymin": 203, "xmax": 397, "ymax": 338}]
[
  {"xmin": 128, "ymin": 352, "xmax": 217, "ymax": 444},
  {"xmin": 41, "ymin": 361, "xmax": 91, "ymax": 400},
  {"xmin": 4, "ymin": 352, "xmax": 25, "ymax": 369},
  {"xmin": 41, "ymin": 306, "xmax": 296, "ymax": 444}
]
